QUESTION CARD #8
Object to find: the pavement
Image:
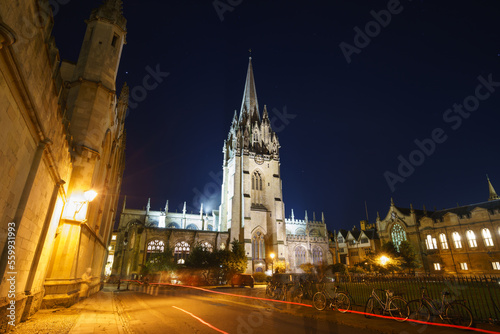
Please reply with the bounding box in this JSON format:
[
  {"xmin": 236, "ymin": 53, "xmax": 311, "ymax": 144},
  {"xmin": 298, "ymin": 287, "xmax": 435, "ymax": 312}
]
[{"xmin": 10, "ymin": 283, "xmax": 500, "ymax": 334}]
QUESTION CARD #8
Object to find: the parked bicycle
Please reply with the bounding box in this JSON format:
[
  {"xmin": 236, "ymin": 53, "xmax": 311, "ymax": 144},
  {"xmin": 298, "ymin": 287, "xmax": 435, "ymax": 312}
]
[
  {"xmin": 407, "ymin": 287, "xmax": 473, "ymax": 327},
  {"xmin": 312, "ymin": 282, "xmax": 351, "ymax": 313},
  {"xmin": 364, "ymin": 284, "xmax": 409, "ymax": 322},
  {"xmin": 266, "ymin": 280, "xmax": 288, "ymax": 300}
]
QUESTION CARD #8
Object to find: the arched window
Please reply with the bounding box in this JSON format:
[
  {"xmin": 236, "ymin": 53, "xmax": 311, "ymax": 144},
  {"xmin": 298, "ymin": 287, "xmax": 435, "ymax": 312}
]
[
  {"xmin": 186, "ymin": 224, "xmax": 198, "ymax": 230},
  {"xmin": 452, "ymin": 232, "xmax": 462, "ymax": 249},
  {"xmin": 174, "ymin": 241, "xmax": 190, "ymax": 264},
  {"xmin": 207, "ymin": 224, "xmax": 214, "ymax": 231},
  {"xmin": 482, "ymin": 228, "xmax": 494, "ymax": 247},
  {"xmin": 295, "ymin": 246, "xmax": 307, "ymax": 267},
  {"xmin": 147, "ymin": 239, "xmax": 165, "ymax": 253},
  {"xmin": 391, "ymin": 224, "xmax": 407, "ymax": 252},
  {"xmin": 425, "ymin": 235, "xmax": 437, "ymax": 250},
  {"xmin": 310, "ymin": 229, "xmax": 321, "ymax": 238},
  {"xmin": 295, "ymin": 228, "xmax": 306, "ymax": 236},
  {"xmin": 166, "ymin": 222, "xmax": 180, "ymax": 229},
  {"xmin": 439, "ymin": 233, "xmax": 449, "ymax": 249},
  {"xmin": 466, "ymin": 230, "xmax": 477, "ymax": 248},
  {"xmin": 312, "ymin": 247, "xmax": 323, "ymax": 264},
  {"xmin": 200, "ymin": 241, "xmax": 213, "ymax": 252},
  {"xmin": 252, "ymin": 232, "xmax": 265, "ymax": 259},
  {"xmin": 251, "ymin": 171, "xmax": 263, "ymax": 205}
]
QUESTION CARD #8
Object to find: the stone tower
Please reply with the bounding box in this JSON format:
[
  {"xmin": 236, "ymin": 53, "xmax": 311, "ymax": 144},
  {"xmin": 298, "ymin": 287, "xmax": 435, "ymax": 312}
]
[
  {"xmin": 65, "ymin": 0, "xmax": 127, "ymax": 193},
  {"xmin": 219, "ymin": 58, "xmax": 287, "ymax": 273}
]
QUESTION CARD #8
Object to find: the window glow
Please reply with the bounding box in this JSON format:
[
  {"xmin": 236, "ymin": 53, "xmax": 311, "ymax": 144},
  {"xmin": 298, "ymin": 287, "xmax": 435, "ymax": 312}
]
[
  {"xmin": 482, "ymin": 228, "xmax": 494, "ymax": 247},
  {"xmin": 466, "ymin": 230, "xmax": 477, "ymax": 248},
  {"xmin": 439, "ymin": 233, "xmax": 448, "ymax": 249},
  {"xmin": 452, "ymin": 232, "xmax": 462, "ymax": 249}
]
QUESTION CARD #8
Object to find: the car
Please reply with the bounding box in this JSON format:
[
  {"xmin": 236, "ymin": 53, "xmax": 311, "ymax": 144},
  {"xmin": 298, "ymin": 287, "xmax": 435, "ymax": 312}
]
[{"xmin": 231, "ymin": 274, "xmax": 254, "ymax": 288}]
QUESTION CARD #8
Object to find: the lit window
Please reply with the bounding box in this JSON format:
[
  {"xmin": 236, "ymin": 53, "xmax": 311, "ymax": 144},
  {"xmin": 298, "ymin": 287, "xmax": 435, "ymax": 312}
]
[
  {"xmin": 295, "ymin": 246, "xmax": 306, "ymax": 267},
  {"xmin": 482, "ymin": 228, "xmax": 494, "ymax": 247},
  {"xmin": 433, "ymin": 263, "xmax": 441, "ymax": 270},
  {"xmin": 147, "ymin": 239, "xmax": 165, "ymax": 253},
  {"xmin": 460, "ymin": 262, "xmax": 468, "ymax": 270},
  {"xmin": 452, "ymin": 232, "xmax": 462, "ymax": 249},
  {"xmin": 111, "ymin": 235, "xmax": 117, "ymax": 240},
  {"xmin": 425, "ymin": 235, "xmax": 437, "ymax": 250},
  {"xmin": 466, "ymin": 230, "xmax": 477, "ymax": 248},
  {"xmin": 439, "ymin": 233, "xmax": 449, "ymax": 249},
  {"xmin": 174, "ymin": 241, "xmax": 190, "ymax": 263},
  {"xmin": 200, "ymin": 241, "xmax": 213, "ymax": 252},
  {"xmin": 391, "ymin": 224, "xmax": 407, "ymax": 252},
  {"xmin": 312, "ymin": 247, "xmax": 323, "ymax": 264},
  {"xmin": 492, "ymin": 262, "xmax": 500, "ymax": 270}
]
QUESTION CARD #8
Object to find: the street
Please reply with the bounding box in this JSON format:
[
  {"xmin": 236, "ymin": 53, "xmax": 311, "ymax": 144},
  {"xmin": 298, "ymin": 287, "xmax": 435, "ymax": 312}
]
[{"xmin": 115, "ymin": 286, "xmax": 380, "ymax": 334}]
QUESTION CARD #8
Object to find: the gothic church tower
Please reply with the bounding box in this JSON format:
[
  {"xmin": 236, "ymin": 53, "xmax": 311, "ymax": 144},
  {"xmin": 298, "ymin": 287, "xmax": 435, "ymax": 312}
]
[{"xmin": 219, "ymin": 58, "xmax": 286, "ymax": 273}]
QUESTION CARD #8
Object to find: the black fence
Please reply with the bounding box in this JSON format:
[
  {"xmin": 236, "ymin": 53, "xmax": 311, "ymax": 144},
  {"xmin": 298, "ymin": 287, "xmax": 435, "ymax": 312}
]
[{"xmin": 327, "ymin": 274, "xmax": 500, "ymax": 324}]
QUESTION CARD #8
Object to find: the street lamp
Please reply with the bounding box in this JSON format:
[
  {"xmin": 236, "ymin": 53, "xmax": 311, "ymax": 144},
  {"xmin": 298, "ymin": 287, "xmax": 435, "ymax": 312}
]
[
  {"xmin": 379, "ymin": 255, "xmax": 390, "ymax": 266},
  {"xmin": 62, "ymin": 189, "xmax": 98, "ymax": 222},
  {"xmin": 270, "ymin": 253, "xmax": 275, "ymax": 274}
]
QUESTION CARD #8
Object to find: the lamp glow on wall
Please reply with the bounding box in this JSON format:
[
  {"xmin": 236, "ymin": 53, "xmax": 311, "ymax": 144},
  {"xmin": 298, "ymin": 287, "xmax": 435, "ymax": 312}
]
[{"xmin": 62, "ymin": 190, "xmax": 98, "ymax": 222}]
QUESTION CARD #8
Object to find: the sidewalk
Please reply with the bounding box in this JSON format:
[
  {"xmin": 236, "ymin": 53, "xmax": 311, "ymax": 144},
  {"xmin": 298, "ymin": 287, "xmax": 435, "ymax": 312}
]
[{"xmin": 11, "ymin": 285, "xmax": 128, "ymax": 334}]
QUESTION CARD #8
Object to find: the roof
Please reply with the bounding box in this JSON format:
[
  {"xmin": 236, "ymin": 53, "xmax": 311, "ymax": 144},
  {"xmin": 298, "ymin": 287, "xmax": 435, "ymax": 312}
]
[{"xmin": 429, "ymin": 199, "xmax": 500, "ymax": 220}]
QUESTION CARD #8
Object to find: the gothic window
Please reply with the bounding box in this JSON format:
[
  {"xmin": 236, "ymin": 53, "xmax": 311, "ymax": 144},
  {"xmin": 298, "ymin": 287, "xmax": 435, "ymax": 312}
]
[
  {"xmin": 295, "ymin": 228, "xmax": 306, "ymax": 236},
  {"xmin": 310, "ymin": 229, "xmax": 321, "ymax": 237},
  {"xmin": 252, "ymin": 171, "xmax": 263, "ymax": 205},
  {"xmin": 147, "ymin": 239, "xmax": 165, "ymax": 253},
  {"xmin": 253, "ymin": 131, "xmax": 258, "ymax": 145},
  {"xmin": 166, "ymin": 222, "xmax": 180, "ymax": 229},
  {"xmin": 295, "ymin": 246, "xmax": 307, "ymax": 267},
  {"xmin": 186, "ymin": 224, "xmax": 198, "ymax": 230},
  {"xmin": 452, "ymin": 232, "xmax": 462, "ymax": 249},
  {"xmin": 425, "ymin": 234, "xmax": 437, "ymax": 250},
  {"xmin": 439, "ymin": 233, "xmax": 449, "ymax": 249},
  {"xmin": 482, "ymin": 228, "xmax": 494, "ymax": 247},
  {"xmin": 312, "ymin": 247, "xmax": 323, "ymax": 264},
  {"xmin": 207, "ymin": 224, "xmax": 214, "ymax": 231},
  {"xmin": 200, "ymin": 242, "xmax": 213, "ymax": 253},
  {"xmin": 252, "ymin": 232, "xmax": 265, "ymax": 259},
  {"xmin": 390, "ymin": 223, "xmax": 407, "ymax": 252},
  {"xmin": 174, "ymin": 241, "xmax": 190, "ymax": 264},
  {"xmin": 466, "ymin": 230, "xmax": 477, "ymax": 248}
]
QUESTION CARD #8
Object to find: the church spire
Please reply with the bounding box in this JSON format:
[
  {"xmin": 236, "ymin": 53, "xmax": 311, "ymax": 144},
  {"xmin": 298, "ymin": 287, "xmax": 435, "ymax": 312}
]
[
  {"xmin": 240, "ymin": 57, "xmax": 259, "ymax": 121},
  {"xmin": 487, "ymin": 175, "xmax": 500, "ymax": 201}
]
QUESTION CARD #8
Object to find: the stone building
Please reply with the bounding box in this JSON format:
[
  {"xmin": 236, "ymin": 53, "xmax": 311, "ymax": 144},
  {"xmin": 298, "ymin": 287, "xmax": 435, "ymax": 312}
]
[
  {"xmin": 0, "ymin": 0, "xmax": 127, "ymax": 328},
  {"xmin": 376, "ymin": 178, "xmax": 500, "ymax": 275},
  {"xmin": 114, "ymin": 59, "xmax": 332, "ymax": 277},
  {"xmin": 330, "ymin": 223, "xmax": 380, "ymax": 267}
]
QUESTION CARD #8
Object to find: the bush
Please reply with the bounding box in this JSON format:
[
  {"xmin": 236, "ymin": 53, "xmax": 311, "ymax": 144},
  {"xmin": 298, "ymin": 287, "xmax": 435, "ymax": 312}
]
[{"xmin": 253, "ymin": 272, "xmax": 267, "ymax": 283}]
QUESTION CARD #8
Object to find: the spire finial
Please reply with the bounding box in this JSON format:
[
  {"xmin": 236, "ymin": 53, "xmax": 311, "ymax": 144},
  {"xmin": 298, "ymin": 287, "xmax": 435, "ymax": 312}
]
[
  {"xmin": 321, "ymin": 212, "xmax": 325, "ymax": 223},
  {"xmin": 249, "ymin": 48, "xmax": 252, "ymax": 59},
  {"xmin": 305, "ymin": 210, "xmax": 308, "ymax": 223},
  {"xmin": 122, "ymin": 195, "xmax": 127, "ymax": 212},
  {"xmin": 376, "ymin": 211, "xmax": 381, "ymax": 221},
  {"xmin": 165, "ymin": 200, "xmax": 169, "ymax": 213},
  {"xmin": 182, "ymin": 201, "xmax": 187, "ymax": 216},
  {"xmin": 240, "ymin": 57, "xmax": 259, "ymax": 120},
  {"xmin": 291, "ymin": 209, "xmax": 295, "ymax": 221},
  {"xmin": 487, "ymin": 175, "xmax": 500, "ymax": 201},
  {"xmin": 390, "ymin": 197, "xmax": 395, "ymax": 206}
]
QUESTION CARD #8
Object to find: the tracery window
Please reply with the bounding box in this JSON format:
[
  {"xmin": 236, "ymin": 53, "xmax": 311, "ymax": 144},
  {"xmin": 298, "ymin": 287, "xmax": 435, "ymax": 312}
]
[
  {"xmin": 174, "ymin": 241, "xmax": 190, "ymax": 264},
  {"xmin": 252, "ymin": 232, "xmax": 265, "ymax": 259},
  {"xmin": 200, "ymin": 241, "xmax": 213, "ymax": 252},
  {"xmin": 452, "ymin": 232, "xmax": 462, "ymax": 249},
  {"xmin": 466, "ymin": 230, "xmax": 477, "ymax": 248},
  {"xmin": 295, "ymin": 228, "xmax": 306, "ymax": 236},
  {"xmin": 391, "ymin": 223, "xmax": 407, "ymax": 252},
  {"xmin": 312, "ymin": 247, "xmax": 323, "ymax": 264},
  {"xmin": 166, "ymin": 222, "xmax": 180, "ymax": 229},
  {"xmin": 186, "ymin": 224, "xmax": 198, "ymax": 230},
  {"xmin": 295, "ymin": 246, "xmax": 307, "ymax": 267},
  {"xmin": 147, "ymin": 239, "xmax": 165, "ymax": 253},
  {"xmin": 482, "ymin": 228, "xmax": 494, "ymax": 247},
  {"xmin": 439, "ymin": 233, "xmax": 449, "ymax": 249}
]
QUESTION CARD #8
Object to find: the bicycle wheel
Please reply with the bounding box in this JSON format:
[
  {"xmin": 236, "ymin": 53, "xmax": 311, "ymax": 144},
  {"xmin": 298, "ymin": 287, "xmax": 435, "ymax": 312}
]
[
  {"xmin": 313, "ymin": 292, "xmax": 327, "ymax": 311},
  {"xmin": 445, "ymin": 302, "xmax": 473, "ymax": 327},
  {"xmin": 364, "ymin": 297, "xmax": 377, "ymax": 318},
  {"xmin": 334, "ymin": 292, "xmax": 351, "ymax": 313},
  {"xmin": 388, "ymin": 296, "xmax": 409, "ymax": 322},
  {"xmin": 406, "ymin": 300, "xmax": 431, "ymax": 323}
]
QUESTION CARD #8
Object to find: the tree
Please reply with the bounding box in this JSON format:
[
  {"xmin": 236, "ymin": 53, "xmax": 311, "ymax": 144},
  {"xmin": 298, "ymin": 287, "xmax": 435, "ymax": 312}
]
[
  {"xmin": 217, "ymin": 239, "xmax": 247, "ymax": 282},
  {"xmin": 142, "ymin": 245, "xmax": 176, "ymax": 276},
  {"xmin": 398, "ymin": 240, "xmax": 420, "ymax": 273}
]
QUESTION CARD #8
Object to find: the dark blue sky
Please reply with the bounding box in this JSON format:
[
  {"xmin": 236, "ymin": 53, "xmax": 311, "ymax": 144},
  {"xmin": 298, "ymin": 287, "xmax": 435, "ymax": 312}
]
[{"xmin": 53, "ymin": 0, "xmax": 500, "ymax": 232}]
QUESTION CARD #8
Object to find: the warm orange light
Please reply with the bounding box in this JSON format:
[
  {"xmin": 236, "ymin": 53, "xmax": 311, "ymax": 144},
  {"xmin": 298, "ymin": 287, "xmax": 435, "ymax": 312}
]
[
  {"xmin": 62, "ymin": 189, "xmax": 98, "ymax": 221},
  {"xmin": 379, "ymin": 256, "xmax": 390, "ymax": 266},
  {"xmin": 270, "ymin": 253, "xmax": 275, "ymax": 259}
]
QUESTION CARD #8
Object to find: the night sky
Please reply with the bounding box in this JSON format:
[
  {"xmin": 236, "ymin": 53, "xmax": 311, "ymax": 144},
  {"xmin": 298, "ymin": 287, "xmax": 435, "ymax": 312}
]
[{"xmin": 52, "ymin": 0, "xmax": 500, "ymax": 232}]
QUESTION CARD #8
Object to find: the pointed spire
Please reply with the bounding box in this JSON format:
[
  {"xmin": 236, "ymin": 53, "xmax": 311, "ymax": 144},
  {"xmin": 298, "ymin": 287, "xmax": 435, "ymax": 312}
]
[
  {"xmin": 200, "ymin": 203, "xmax": 204, "ymax": 217},
  {"xmin": 313, "ymin": 212, "xmax": 316, "ymax": 222},
  {"xmin": 321, "ymin": 212, "xmax": 325, "ymax": 224},
  {"xmin": 164, "ymin": 200, "xmax": 169, "ymax": 213},
  {"xmin": 410, "ymin": 203, "xmax": 414, "ymax": 213},
  {"xmin": 122, "ymin": 195, "xmax": 127, "ymax": 212},
  {"xmin": 487, "ymin": 175, "xmax": 500, "ymax": 201},
  {"xmin": 376, "ymin": 211, "xmax": 381, "ymax": 221},
  {"xmin": 305, "ymin": 210, "xmax": 308, "ymax": 223},
  {"xmin": 390, "ymin": 197, "xmax": 395, "ymax": 206},
  {"xmin": 291, "ymin": 209, "xmax": 295, "ymax": 222},
  {"xmin": 240, "ymin": 57, "xmax": 259, "ymax": 120},
  {"xmin": 146, "ymin": 198, "xmax": 151, "ymax": 214},
  {"xmin": 423, "ymin": 205, "xmax": 427, "ymax": 215},
  {"xmin": 182, "ymin": 201, "xmax": 186, "ymax": 216},
  {"xmin": 262, "ymin": 105, "xmax": 269, "ymax": 120}
]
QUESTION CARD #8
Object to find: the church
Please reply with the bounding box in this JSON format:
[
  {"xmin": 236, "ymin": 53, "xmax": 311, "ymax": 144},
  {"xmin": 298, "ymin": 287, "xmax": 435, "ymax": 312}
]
[{"xmin": 113, "ymin": 59, "xmax": 332, "ymax": 277}]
